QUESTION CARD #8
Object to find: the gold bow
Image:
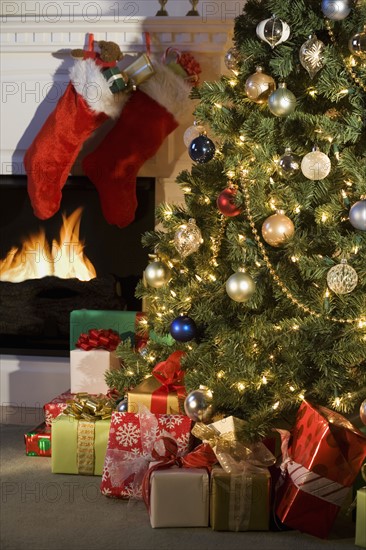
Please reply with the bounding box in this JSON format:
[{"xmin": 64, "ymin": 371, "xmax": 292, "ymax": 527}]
[
  {"xmin": 63, "ymin": 392, "xmax": 113, "ymax": 421},
  {"xmin": 192, "ymin": 420, "xmax": 276, "ymax": 474}
]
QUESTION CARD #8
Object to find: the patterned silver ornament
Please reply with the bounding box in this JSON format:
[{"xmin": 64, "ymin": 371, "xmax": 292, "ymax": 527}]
[
  {"xmin": 184, "ymin": 386, "xmax": 214, "ymax": 422},
  {"xmin": 327, "ymin": 259, "xmax": 358, "ymax": 294},
  {"xmin": 268, "ymin": 83, "xmax": 296, "ymax": 117},
  {"xmin": 174, "ymin": 218, "xmax": 203, "ymax": 258},
  {"xmin": 224, "ymin": 46, "xmax": 240, "ymax": 71},
  {"xmin": 301, "ymin": 147, "xmax": 331, "ymax": 180},
  {"xmin": 256, "ymin": 15, "xmax": 290, "ymax": 48},
  {"xmin": 299, "ymin": 35, "xmax": 325, "ymax": 79},
  {"xmin": 321, "ymin": 0, "xmax": 351, "ymax": 21},
  {"xmin": 349, "ymin": 199, "xmax": 366, "ymax": 231}
]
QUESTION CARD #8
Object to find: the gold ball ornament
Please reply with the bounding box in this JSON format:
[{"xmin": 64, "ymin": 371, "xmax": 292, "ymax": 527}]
[
  {"xmin": 327, "ymin": 259, "xmax": 358, "ymax": 295},
  {"xmin": 349, "ymin": 26, "xmax": 366, "ymax": 57},
  {"xmin": 144, "ymin": 260, "xmax": 171, "ymax": 288},
  {"xmin": 262, "ymin": 211, "xmax": 295, "ymax": 247},
  {"xmin": 245, "ymin": 67, "xmax": 276, "ymax": 104},
  {"xmin": 360, "ymin": 399, "xmax": 366, "ymax": 426},
  {"xmin": 226, "ymin": 270, "xmax": 256, "ymax": 302},
  {"xmin": 174, "ymin": 218, "xmax": 203, "ymax": 258}
]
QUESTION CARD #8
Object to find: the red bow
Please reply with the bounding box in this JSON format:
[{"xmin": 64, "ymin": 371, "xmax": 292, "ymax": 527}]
[
  {"xmin": 76, "ymin": 329, "xmax": 121, "ymax": 352},
  {"xmin": 150, "ymin": 351, "xmax": 186, "ymax": 414},
  {"xmin": 142, "ymin": 439, "xmax": 217, "ymax": 510}
]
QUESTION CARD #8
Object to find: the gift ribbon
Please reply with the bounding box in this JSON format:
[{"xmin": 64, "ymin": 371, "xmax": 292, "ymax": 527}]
[
  {"xmin": 192, "ymin": 422, "xmax": 275, "ymax": 474},
  {"xmin": 277, "ymin": 428, "xmax": 350, "ymax": 506},
  {"xmin": 150, "ymin": 351, "xmax": 186, "ymax": 414},
  {"xmin": 76, "ymin": 329, "xmax": 121, "ymax": 351},
  {"xmin": 63, "ymin": 393, "xmax": 113, "ymax": 475}
]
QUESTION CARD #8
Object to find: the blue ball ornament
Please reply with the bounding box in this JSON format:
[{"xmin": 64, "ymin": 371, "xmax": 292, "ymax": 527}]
[
  {"xmin": 170, "ymin": 315, "xmax": 197, "ymax": 342},
  {"xmin": 189, "ymin": 135, "xmax": 216, "ymax": 164}
]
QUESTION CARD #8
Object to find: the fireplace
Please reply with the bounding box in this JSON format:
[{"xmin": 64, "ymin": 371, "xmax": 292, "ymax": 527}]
[{"xmin": 0, "ymin": 175, "xmax": 155, "ymax": 356}]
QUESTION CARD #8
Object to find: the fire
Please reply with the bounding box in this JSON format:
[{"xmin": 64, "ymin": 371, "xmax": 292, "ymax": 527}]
[{"xmin": 0, "ymin": 208, "xmax": 96, "ymax": 282}]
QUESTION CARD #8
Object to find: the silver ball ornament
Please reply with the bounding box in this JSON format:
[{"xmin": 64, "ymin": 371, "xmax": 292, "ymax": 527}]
[
  {"xmin": 268, "ymin": 83, "xmax": 296, "ymax": 117},
  {"xmin": 262, "ymin": 211, "xmax": 295, "ymax": 247},
  {"xmin": 226, "ymin": 271, "xmax": 256, "ymax": 302},
  {"xmin": 321, "ymin": 0, "xmax": 352, "ymax": 21},
  {"xmin": 174, "ymin": 219, "xmax": 203, "ymax": 258},
  {"xmin": 349, "ymin": 26, "xmax": 366, "ymax": 57},
  {"xmin": 278, "ymin": 148, "xmax": 301, "ymax": 179},
  {"xmin": 117, "ymin": 397, "xmax": 128, "ymax": 412},
  {"xmin": 256, "ymin": 15, "xmax": 290, "ymax": 48},
  {"xmin": 349, "ymin": 200, "xmax": 366, "ymax": 231},
  {"xmin": 145, "ymin": 260, "xmax": 171, "ymax": 288},
  {"xmin": 224, "ymin": 46, "xmax": 240, "ymax": 71},
  {"xmin": 327, "ymin": 260, "xmax": 358, "ymax": 295},
  {"xmin": 301, "ymin": 149, "xmax": 331, "ymax": 180},
  {"xmin": 184, "ymin": 386, "xmax": 214, "ymax": 422}
]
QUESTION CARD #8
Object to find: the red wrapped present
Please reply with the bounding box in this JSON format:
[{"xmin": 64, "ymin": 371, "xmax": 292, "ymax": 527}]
[
  {"xmin": 43, "ymin": 390, "xmax": 74, "ymax": 427},
  {"xmin": 100, "ymin": 408, "xmax": 193, "ymax": 499},
  {"xmin": 24, "ymin": 423, "xmax": 51, "ymax": 457},
  {"xmin": 276, "ymin": 400, "xmax": 366, "ymax": 538}
]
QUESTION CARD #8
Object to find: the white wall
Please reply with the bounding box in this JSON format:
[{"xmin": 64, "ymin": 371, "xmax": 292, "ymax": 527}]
[{"xmin": 1, "ymin": 1, "xmax": 246, "ymax": 20}]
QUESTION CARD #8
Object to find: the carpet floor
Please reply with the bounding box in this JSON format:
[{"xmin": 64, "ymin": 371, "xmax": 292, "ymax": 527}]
[{"xmin": 0, "ymin": 423, "xmax": 359, "ymax": 550}]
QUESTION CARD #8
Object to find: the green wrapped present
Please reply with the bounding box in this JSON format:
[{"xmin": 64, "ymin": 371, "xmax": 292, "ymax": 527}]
[
  {"xmin": 103, "ymin": 67, "xmax": 129, "ymax": 94},
  {"xmin": 210, "ymin": 466, "xmax": 271, "ymax": 531}
]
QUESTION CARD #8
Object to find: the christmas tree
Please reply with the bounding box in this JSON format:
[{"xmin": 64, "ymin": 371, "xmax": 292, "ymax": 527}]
[{"xmin": 107, "ymin": 0, "xmax": 366, "ymax": 441}]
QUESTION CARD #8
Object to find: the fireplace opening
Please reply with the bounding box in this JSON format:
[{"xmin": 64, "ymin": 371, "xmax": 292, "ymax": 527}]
[{"xmin": 0, "ymin": 175, "xmax": 155, "ymax": 356}]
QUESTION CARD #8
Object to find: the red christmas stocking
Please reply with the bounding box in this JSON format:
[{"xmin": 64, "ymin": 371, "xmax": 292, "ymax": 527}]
[
  {"xmin": 82, "ymin": 63, "xmax": 192, "ymax": 228},
  {"xmin": 24, "ymin": 58, "xmax": 128, "ymax": 220}
]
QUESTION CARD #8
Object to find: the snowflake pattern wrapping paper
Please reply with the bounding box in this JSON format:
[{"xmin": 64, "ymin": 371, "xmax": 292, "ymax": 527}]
[
  {"xmin": 101, "ymin": 411, "xmax": 193, "ymax": 499},
  {"xmin": 43, "ymin": 391, "xmax": 74, "ymax": 427}
]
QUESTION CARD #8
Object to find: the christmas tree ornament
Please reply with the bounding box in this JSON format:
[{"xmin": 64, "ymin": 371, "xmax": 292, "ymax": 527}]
[
  {"xmin": 262, "ymin": 211, "xmax": 295, "ymax": 247},
  {"xmin": 183, "ymin": 122, "xmax": 205, "ymax": 147},
  {"xmin": 349, "ymin": 199, "xmax": 366, "ymax": 231},
  {"xmin": 256, "ymin": 15, "xmax": 291, "ymax": 48},
  {"xmin": 145, "ymin": 260, "xmax": 171, "ymax": 288},
  {"xmin": 83, "ymin": 60, "xmax": 193, "ymax": 228},
  {"xmin": 184, "ymin": 386, "xmax": 214, "ymax": 422},
  {"xmin": 226, "ymin": 270, "xmax": 256, "ymax": 302},
  {"xmin": 321, "ymin": 0, "xmax": 352, "ymax": 21},
  {"xmin": 278, "ymin": 148, "xmax": 301, "ymax": 179},
  {"xmin": 268, "ymin": 83, "xmax": 297, "ymax": 117},
  {"xmin": 349, "ymin": 26, "xmax": 366, "ymax": 57},
  {"xmin": 245, "ymin": 67, "xmax": 276, "ymax": 104},
  {"xmin": 189, "ymin": 134, "xmax": 216, "ymax": 163},
  {"xmin": 299, "ymin": 35, "xmax": 325, "ymax": 79},
  {"xmin": 224, "ymin": 46, "xmax": 240, "ymax": 71},
  {"xmin": 360, "ymin": 399, "xmax": 366, "ymax": 426},
  {"xmin": 174, "ymin": 218, "xmax": 203, "ymax": 258},
  {"xmin": 327, "ymin": 259, "xmax": 358, "ymax": 294},
  {"xmin": 170, "ymin": 314, "xmax": 197, "ymax": 342},
  {"xmin": 301, "ymin": 147, "xmax": 331, "ymax": 180},
  {"xmin": 117, "ymin": 397, "xmax": 128, "ymax": 412},
  {"xmin": 24, "ymin": 35, "xmax": 130, "ymax": 221},
  {"xmin": 217, "ymin": 187, "xmax": 242, "ymax": 217}
]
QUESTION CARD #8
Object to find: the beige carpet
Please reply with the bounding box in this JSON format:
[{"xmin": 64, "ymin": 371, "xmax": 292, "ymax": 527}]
[{"xmin": 0, "ymin": 423, "xmax": 358, "ymax": 550}]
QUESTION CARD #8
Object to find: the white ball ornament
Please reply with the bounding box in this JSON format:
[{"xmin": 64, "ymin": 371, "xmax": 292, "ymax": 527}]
[
  {"xmin": 144, "ymin": 260, "xmax": 171, "ymax": 288},
  {"xmin": 256, "ymin": 15, "xmax": 290, "ymax": 48},
  {"xmin": 301, "ymin": 148, "xmax": 331, "ymax": 180},
  {"xmin": 226, "ymin": 270, "xmax": 256, "ymax": 302},
  {"xmin": 327, "ymin": 259, "xmax": 358, "ymax": 295}
]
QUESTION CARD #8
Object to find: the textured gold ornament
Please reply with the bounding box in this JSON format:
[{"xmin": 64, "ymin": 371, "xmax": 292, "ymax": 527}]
[{"xmin": 245, "ymin": 66, "xmax": 276, "ymax": 104}]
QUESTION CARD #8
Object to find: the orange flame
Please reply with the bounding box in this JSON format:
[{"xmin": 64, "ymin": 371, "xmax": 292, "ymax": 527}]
[{"xmin": 0, "ymin": 208, "xmax": 96, "ymax": 282}]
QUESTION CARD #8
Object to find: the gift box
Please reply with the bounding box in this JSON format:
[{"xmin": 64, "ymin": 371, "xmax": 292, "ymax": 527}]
[
  {"xmin": 103, "ymin": 67, "xmax": 129, "ymax": 93},
  {"xmin": 276, "ymin": 401, "xmax": 366, "ymax": 539},
  {"xmin": 70, "ymin": 349, "xmax": 120, "ymax": 395},
  {"xmin": 70, "ymin": 310, "xmax": 147, "ymax": 351},
  {"xmin": 100, "ymin": 410, "xmax": 193, "ymax": 498},
  {"xmin": 24, "ymin": 423, "xmax": 51, "ymax": 457},
  {"xmin": 128, "ymin": 351, "xmax": 185, "ymax": 415},
  {"xmin": 210, "ymin": 466, "xmax": 270, "ymax": 531},
  {"xmin": 44, "ymin": 390, "xmax": 74, "ymax": 427},
  {"xmin": 149, "ymin": 467, "xmax": 209, "ymax": 528},
  {"xmin": 123, "ymin": 53, "xmax": 155, "ymax": 87},
  {"xmin": 51, "ymin": 395, "xmax": 112, "ymax": 475},
  {"xmin": 356, "ymin": 487, "xmax": 366, "ymax": 548}
]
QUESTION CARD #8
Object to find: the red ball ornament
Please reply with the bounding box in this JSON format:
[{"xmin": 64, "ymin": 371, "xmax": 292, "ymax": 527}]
[{"xmin": 217, "ymin": 188, "xmax": 242, "ymax": 217}]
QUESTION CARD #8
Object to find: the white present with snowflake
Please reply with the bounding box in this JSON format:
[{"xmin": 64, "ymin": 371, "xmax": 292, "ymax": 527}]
[{"xmin": 100, "ymin": 410, "xmax": 193, "ymax": 499}]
